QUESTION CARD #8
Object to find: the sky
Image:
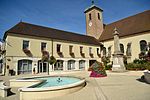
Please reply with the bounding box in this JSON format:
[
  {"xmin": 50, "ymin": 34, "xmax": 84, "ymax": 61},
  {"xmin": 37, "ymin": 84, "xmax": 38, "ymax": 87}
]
[{"xmin": 0, "ymin": 0, "xmax": 150, "ymax": 38}]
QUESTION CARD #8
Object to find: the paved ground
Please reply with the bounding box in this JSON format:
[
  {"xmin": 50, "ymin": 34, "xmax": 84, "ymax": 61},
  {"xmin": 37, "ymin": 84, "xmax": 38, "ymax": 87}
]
[{"xmin": 0, "ymin": 71, "xmax": 150, "ymax": 100}]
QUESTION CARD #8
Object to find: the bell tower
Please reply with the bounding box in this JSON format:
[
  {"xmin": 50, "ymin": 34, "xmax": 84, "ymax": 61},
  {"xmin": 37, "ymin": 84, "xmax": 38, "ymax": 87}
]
[{"xmin": 84, "ymin": 1, "xmax": 103, "ymax": 39}]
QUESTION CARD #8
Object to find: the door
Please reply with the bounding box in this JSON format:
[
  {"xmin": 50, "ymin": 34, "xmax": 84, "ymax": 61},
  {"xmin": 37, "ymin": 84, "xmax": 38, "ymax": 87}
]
[{"xmin": 38, "ymin": 61, "xmax": 48, "ymax": 73}]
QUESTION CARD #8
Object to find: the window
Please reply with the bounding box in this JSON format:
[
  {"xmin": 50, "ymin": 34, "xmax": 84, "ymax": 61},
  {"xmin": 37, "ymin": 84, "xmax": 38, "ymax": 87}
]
[
  {"xmin": 79, "ymin": 60, "xmax": 85, "ymax": 70},
  {"xmin": 120, "ymin": 44, "xmax": 124, "ymax": 53},
  {"xmin": 80, "ymin": 46, "xmax": 83, "ymax": 53},
  {"xmin": 89, "ymin": 13, "xmax": 92, "ymax": 20},
  {"xmin": 103, "ymin": 47, "xmax": 106, "ymax": 56},
  {"xmin": 41, "ymin": 42, "xmax": 46, "ymax": 51},
  {"xmin": 18, "ymin": 60, "xmax": 32, "ymax": 74},
  {"xmin": 69, "ymin": 45, "xmax": 73, "ymax": 53},
  {"xmin": 54, "ymin": 60, "xmax": 63, "ymax": 70},
  {"xmin": 126, "ymin": 43, "xmax": 132, "ymax": 56},
  {"xmin": 57, "ymin": 44, "xmax": 61, "ymax": 52},
  {"xmin": 89, "ymin": 47, "xmax": 92, "ymax": 54},
  {"xmin": 98, "ymin": 13, "xmax": 100, "ymax": 20},
  {"xmin": 140, "ymin": 40, "xmax": 147, "ymax": 52},
  {"xmin": 68, "ymin": 60, "xmax": 75, "ymax": 70},
  {"xmin": 97, "ymin": 48, "xmax": 99, "ymax": 54},
  {"xmin": 108, "ymin": 46, "xmax": 112, "ymax": 57},
  {"xmin": 23, "ymin": 40, "xmax": 29, "ymax": 49}
]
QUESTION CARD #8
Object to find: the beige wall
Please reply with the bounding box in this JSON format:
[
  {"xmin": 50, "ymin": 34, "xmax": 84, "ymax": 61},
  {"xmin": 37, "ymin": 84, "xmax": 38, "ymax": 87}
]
[
  {"xmin": 5, "ymin": 33, "xmax": 101, "ymax": 59},
  {"xmin": 4, "ymin": 33, "xmax": 101, "ymax": 75},
  {"xmin": 102, "ymin": 32, "xmax": 150, "ymax": 62}
]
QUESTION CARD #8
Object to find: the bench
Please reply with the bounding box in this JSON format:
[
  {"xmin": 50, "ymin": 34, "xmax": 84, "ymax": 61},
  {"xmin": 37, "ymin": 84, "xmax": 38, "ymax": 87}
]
[{"xmin": 0, "ymin": 81, "xmax": 11, "ymax": 97}]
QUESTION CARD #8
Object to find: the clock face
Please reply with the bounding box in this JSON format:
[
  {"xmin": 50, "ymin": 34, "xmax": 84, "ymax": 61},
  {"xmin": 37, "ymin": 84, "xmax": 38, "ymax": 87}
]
[{"xmin": 89, "ymin": 21, "xmax": 92, "ymax": 27}]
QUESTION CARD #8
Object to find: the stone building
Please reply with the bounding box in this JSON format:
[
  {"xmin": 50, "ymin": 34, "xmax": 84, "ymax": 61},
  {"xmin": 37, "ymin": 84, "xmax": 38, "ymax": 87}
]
[{"xmin": 1, "ymin": 3, "xmax": 150, "ymax": 75}]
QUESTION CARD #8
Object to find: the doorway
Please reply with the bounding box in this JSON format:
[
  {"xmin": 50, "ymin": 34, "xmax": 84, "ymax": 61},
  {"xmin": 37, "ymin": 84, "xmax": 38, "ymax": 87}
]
[{"xmin": 38, "ymin": 61, "xmax": 48, "ymax": 73}]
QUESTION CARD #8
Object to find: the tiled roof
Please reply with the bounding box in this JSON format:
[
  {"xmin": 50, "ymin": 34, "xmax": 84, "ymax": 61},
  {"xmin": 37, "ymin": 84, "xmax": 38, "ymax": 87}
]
[
  {"xmin": 4, "ymin": 22, "xmax": 101, "ymax": 46},
  {"xmin": 99, "ymin": 10, "xmax": 150, "ymax": 41},
  {"xmin": 84, "ymin": 4, "xmax": 103, "ymax": 13}
]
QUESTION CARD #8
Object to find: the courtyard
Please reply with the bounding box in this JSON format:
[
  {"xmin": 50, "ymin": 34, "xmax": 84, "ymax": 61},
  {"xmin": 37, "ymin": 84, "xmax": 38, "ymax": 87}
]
[{"xmin": 0, "ymin": 70, "xmax": 150, "ymax": 100}]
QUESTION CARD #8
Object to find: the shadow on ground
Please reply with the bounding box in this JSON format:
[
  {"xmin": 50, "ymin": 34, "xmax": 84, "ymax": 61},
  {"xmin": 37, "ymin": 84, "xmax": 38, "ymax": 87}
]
[
  {"xmin": 8, "ymin": 89, "xmax": 16, "ymax": 96},
  {"xmin": 136, "ymin": 75, "xmax": 150, "ymax": 85}
]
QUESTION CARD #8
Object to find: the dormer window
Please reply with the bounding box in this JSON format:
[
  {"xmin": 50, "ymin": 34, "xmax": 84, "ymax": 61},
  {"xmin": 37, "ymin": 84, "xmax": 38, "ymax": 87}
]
[
  {"xmin": 98, "ymin": 13, "xmax": 100, "ymax": 20},
  {"xmin": 23, "ymin": 40, "xmax": 29, "ymax": 50},
  {"xmin": 41, "ymin": 42, "xmax": 46, "ymax": 51},
  {"xmin": 89, "ymin": 13, "xmax": 92, "ymax": 20}
]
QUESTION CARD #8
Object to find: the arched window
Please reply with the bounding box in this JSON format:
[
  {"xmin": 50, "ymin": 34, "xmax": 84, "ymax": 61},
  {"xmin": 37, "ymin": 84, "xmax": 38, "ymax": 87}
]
[
  {"xmin": 98, "ymin": 13, "xmax": 100, "ymax": 20},
  {"xmin": 126, "ymin": 43, "xmax": 132, "ymax": 56},
  {"xmin": 103, "ymin": 47, "xmax": 106, "ymax": 56},
  {"xmin": 68, "ymin": 60, "xmax": 75, "ymax": 70},
  {"xmin": 89, "ymin": 13, "xmax": 92, "ymax": 20},
  {"xmin": 79, "ymin": 60, "xmax": 85, "ymax": 70},
  {"xmin": 140, "ymin": 40, "xmax": 147, "ymax": 52},
  {"xmin": 54, "ymin": 60, "xmax": 63, "ymax": 70},
  {"xmin": 18, "ymin": 59, "xmax": 32, "ymax": 74},
  {"xmin": 108, "ymin": 46, "xmax": 112, "ymax": 57},
  {"xmin": 120, "ymin": 44, "xmax": 124, "ymax": 53}
]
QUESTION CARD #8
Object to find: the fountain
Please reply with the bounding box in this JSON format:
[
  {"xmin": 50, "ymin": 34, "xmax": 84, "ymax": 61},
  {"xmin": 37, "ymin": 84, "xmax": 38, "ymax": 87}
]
[{"xmin": 13, "ymin": 76, "xmax": 86, "ymax": 100}]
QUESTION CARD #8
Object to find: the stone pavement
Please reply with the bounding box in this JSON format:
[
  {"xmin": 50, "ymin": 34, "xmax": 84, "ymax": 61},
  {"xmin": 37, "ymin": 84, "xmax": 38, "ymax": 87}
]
[{"xmin": 0, "ymin": 71, "xmax": 150, "ymax": 100}]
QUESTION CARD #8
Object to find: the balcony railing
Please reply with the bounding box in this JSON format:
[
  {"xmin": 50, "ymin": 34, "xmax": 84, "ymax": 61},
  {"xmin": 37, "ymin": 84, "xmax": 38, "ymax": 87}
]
[
  {"xmin": 90, "ymin": 53, "xmax": 94, "ymax": 58},
  {"xmin": 41, "ymin": 50, "xmax": 49, "ymax": 61},
  {"xmin": 23, "ymin": 48, "xmax": 31, "ymax": 53},
  {"xmin": 97, "ymin": 53, "xmax": 101, "ymax": 58},
  {"xmin": 70, "ymin": 51, "xmax": 75, "ymax": 57},
  {"xmin": 80, "ymin": 52, "xmax": 85, "ymax": 57}
]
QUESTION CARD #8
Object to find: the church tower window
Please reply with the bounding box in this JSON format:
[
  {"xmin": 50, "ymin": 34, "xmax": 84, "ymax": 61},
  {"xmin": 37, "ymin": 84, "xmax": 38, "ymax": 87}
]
[
  {"xmin": 89, "ymin": 13, "xmax": 92, "ymax": 20},
  {"xmin": 98, "ymin": 13, "xmax": 100, "ymax": 20}
]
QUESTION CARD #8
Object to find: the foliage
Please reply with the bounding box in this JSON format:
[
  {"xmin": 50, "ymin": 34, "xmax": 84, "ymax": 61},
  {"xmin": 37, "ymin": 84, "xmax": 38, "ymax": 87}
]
[
  {"xmin": 102, "ymin": 56, "xmax": 110, "ymax": 66},
  {"xmin": 139, "ymin": 49, "xmax": 150, "ymax": 62},
  {"xmin": 89, "ymin": 61, "xmax": 107, "ymax": 77},
  {"xmin": 105, "ymin": 64, "xmax": 112, "ymax": 70},
  {"xmin": 49, "ymin": 56, "xmax": 56, "ymax": 65},
  {"xmin": 125, "ymin": 59, "xmax": 150, "ymax": 70}
]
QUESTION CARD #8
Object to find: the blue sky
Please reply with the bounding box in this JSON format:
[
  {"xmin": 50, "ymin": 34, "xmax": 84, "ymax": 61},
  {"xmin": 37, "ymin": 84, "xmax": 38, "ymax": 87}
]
[{"xmin": 0, "ymin": 0, "xmax": 150, "ymax": 38}]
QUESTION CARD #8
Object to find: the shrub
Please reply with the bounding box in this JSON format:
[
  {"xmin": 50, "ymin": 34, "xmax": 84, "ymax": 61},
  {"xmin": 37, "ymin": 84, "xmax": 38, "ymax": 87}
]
[
  {"xmin": 125, "ymin": 61, "xmax": 150, "ymax": 70},
  {"xmin": 105, "ymin": 64, "xmax": 112, "ymax": 70}
]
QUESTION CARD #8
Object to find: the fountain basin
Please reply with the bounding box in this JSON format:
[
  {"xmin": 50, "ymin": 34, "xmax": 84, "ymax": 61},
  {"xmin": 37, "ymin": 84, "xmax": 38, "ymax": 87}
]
[{"xmin": 16, "ymin": 76, "xmax": 85, "ymax": 100}]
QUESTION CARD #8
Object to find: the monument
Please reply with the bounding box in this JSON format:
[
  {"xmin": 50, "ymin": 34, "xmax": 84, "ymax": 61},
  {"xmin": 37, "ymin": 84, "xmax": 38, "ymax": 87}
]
[{"xmin": 112, "ymin": 28, "xmax": 126, "ymax": 72}]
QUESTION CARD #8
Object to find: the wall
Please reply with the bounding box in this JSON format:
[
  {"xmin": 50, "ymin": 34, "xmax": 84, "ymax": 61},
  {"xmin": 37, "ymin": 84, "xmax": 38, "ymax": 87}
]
[{"xmin": 102, "ymin": 31, "xmax": 150, "ymax": 62}]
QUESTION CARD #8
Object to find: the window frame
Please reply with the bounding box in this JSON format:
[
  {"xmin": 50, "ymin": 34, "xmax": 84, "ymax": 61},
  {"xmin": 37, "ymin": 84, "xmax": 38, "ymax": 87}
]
[
  {"xmin": 23, "ymin": 40, "xmax": 29, "ymax": 50},
  {"xmin": 41, "ymin": 42, "xmax": 47, "ymax": 51},
  {"xmin": 57, "ymin": 44, "xmax": 61, "ymax": 52}
]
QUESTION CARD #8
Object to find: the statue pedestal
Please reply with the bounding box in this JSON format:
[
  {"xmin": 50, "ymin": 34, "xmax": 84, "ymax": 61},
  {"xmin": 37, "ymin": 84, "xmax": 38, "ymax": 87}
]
[{"xmin": 112, "ymin": 53, "xmax": 126, "ymax": 72}]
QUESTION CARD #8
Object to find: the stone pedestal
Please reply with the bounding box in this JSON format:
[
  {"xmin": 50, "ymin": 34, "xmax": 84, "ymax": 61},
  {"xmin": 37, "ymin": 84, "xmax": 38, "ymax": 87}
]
[
  {"xmin": 112, "ymin": 53, "xmax": 126, "ymax": 72},
  {"xmin": 112, "ymin": 28, "xmax": 126, "ymax": 72}
]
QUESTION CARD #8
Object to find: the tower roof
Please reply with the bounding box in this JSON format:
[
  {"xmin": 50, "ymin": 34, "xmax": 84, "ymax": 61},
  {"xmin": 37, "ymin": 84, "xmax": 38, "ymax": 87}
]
[{"xmin": 84, "ymin": 4, "xmax": 103, "ymax": 13}]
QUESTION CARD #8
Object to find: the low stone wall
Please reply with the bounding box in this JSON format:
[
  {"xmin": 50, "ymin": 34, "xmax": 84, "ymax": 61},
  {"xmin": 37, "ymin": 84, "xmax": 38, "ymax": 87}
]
[
  {"xmin": 0, "ymin": 82, "xmax": 11, "ymax": 97},
  {"xmin": 144, "ymin": 71, "xmax": 150, "ymax": 84}
]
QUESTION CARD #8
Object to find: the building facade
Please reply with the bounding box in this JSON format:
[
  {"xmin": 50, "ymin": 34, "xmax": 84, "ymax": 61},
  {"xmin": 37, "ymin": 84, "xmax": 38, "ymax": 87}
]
[{"xmin": 2, "ymin": 22, "xmax": 102, "ymax": 75}]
